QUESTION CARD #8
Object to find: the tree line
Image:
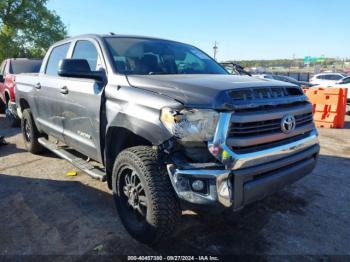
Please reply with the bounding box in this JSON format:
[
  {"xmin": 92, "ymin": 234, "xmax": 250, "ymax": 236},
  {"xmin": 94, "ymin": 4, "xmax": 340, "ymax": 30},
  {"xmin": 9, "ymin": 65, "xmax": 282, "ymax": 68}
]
[
  {"xmin": 224, "ymin": 58, "xmax": 350, "ymax": 68},
  {"xmin": 0, "ymin": 0, "xmax": 67, "ymax": 62}
]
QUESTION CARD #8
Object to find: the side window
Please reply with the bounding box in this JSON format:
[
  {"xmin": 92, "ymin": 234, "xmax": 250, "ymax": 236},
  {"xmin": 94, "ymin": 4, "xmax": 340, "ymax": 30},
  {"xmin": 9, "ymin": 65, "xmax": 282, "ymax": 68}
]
[
  {"xmin": 341, "ymin": 77, "xmax": 350, "ymax": 84},
  {"xmin": 0, "ymin": 61, "xmax": 5, "ymax": 83},
  {"xmin": 72, "ymin": 40, "xmax": 99, "ymax": 71},
  {"xmin": 333, "ymin": 75, "xmax": 343, "ymax": 80},
  {"xmin": 0, "ymin": 61, "xmax": 6, "ymax": 75},
  {"xmin": 46, "ymin": 43, "xmax": 70, "ymax": 76}
]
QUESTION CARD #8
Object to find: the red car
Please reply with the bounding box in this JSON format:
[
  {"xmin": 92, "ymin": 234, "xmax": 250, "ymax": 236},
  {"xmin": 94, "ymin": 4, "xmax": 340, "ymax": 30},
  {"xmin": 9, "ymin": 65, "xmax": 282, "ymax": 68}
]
[{"xmin": 0, "ymin": 58, "xmax": 42, "ymax": 126}]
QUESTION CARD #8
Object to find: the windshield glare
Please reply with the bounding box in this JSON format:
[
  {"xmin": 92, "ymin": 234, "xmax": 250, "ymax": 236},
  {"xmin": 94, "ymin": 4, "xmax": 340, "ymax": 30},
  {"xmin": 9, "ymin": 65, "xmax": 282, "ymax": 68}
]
[{"xmin": 104, "ymin": 37, "xmax": 228, "ymax": 75}]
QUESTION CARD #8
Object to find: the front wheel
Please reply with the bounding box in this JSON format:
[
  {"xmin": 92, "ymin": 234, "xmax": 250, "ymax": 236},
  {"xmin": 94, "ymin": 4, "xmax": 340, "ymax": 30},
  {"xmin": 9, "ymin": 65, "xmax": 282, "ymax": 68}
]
[{"xmin": 112, "ymin": 146, "xmax": 181, "ymax": 244}]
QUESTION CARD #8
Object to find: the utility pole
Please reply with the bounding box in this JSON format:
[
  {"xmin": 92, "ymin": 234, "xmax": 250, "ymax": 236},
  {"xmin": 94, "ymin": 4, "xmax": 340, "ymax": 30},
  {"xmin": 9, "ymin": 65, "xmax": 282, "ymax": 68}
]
[{"xmin": 213, "ymin": 41, "xmax": 218, "ymax": 60}]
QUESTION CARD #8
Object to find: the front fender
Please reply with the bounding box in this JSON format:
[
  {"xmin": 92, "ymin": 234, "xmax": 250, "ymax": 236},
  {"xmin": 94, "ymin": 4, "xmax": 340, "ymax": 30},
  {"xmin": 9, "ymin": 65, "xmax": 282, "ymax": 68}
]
[
  {"xmin": 104, "ymin": 84, "xmax": 181, "ymax": 146},
  {"xmin": 105, "ymin": 103, "xmax": 172, "ymax": 145}
]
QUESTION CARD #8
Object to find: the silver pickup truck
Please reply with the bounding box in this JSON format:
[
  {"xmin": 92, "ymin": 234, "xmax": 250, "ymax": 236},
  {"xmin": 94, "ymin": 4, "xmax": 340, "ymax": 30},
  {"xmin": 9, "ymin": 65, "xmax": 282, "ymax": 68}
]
[{"xmin": 15, "ymin": 34, "xmax": 320, "ymax": 244}]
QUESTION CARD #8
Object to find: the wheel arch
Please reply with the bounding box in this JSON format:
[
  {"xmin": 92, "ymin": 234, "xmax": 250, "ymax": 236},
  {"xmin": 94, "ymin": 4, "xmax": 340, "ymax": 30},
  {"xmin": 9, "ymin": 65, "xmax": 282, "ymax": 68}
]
[
  {"xmin": 103, "ymin": 109, "xmax": 173, "ymax": 189},
  {"xmin": 19, "ymin": 98, "xmax": 30, "ymax": 111},
  {"xmin": 105, "ymin": 126, "xmax": 154, "ymax": 189}
]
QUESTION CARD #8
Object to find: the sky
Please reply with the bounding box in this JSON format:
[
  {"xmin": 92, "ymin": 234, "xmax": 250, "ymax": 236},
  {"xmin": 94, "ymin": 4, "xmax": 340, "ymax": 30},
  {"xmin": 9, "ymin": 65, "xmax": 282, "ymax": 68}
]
[{"xmin": 47, "ymin": 0, "xmax": 349, "ymax": 61}]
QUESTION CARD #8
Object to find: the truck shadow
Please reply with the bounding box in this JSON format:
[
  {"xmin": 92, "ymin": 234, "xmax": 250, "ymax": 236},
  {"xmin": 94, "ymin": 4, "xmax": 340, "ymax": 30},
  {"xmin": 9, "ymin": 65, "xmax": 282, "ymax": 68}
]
[
  {"xmin": 155, "ymin": 189, "xmax": 309, "ymax": 255},
  {"xmin": 0, "ymin": 141, "xmax": 27, "ymax": 158},
  {"xmin": 0, "ymin": 114, "xmax": 21, "ymax": 137},
  {"xmin": 0, "ymin": 173, "xmax": 154, "ymax": 255},
  {"xmin": 0, "ymin": 154, "xmax": 348, "ymax": 255}
]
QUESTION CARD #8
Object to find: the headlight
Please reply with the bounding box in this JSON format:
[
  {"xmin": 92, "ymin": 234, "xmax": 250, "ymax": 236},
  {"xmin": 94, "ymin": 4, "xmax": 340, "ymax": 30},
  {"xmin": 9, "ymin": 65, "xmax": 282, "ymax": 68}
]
[{"xmin": 160, "ymin": 108, "xmax": 219, "ymax": 142}]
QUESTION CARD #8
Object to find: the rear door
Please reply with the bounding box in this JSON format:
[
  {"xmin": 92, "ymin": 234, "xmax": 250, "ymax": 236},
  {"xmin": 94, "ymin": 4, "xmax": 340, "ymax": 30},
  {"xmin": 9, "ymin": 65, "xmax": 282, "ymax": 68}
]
[
  {"xmin": 34, "ymin": 42, "xmax": 71, "ymax": 140},
  {"xmin": 61, "ymin": 39, "xmax": 105, "ymax": 162}
]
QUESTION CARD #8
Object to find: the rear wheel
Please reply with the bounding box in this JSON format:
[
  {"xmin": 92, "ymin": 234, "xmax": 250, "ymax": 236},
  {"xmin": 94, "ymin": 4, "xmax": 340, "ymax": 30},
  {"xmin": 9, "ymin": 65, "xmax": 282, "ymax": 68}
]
[
  {"xmin": 112, "ymin": 146, "xmax": 181, "ymax": 244},
  {"xmin": 21, "ymin": 109, "xmax": 44, "ymax": 154}
]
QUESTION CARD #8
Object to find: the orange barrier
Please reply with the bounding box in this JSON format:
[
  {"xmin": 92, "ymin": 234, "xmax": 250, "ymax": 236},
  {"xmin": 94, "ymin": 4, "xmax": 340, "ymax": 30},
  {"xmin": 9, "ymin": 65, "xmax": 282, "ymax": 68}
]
[{"xmin": 303, "ymin": 87, "xmax": 348, "ymax": 128}]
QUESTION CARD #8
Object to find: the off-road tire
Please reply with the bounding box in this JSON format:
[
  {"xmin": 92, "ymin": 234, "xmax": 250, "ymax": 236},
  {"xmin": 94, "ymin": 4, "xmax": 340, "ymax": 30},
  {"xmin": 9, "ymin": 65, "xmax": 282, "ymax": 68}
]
[
  {"xmin": 112, "ymin": 146, "xmax": 181, "ymax": 244},
  {"xmin": 21, "ymin": 109, "xmax": 44, "ymax": 154}
]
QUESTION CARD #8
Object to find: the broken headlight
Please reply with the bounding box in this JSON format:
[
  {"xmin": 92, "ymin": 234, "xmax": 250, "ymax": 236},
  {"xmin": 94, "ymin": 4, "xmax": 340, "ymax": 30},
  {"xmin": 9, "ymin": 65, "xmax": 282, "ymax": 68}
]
[{"xmin": 160, "ymin": 108, "xmax": 219, "ymax": 142}]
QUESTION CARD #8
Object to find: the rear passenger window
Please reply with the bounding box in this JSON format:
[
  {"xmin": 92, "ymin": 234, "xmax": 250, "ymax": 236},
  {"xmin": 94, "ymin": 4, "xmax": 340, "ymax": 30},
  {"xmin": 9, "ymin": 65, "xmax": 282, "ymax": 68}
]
[
  {"xmin": 46, "ymin": 43, "xmax": 70, "ymax": 76},
  {"xmin": 0, "ymin": 60, "xmax": 7, "ymax": 75},
  {"xmin": 72, "ymin": 41, "xmax": 99, "ymax": 70},
  {"xmin": 332, "ymin": 75, "xmax": 343, "ymax": 80},
  {"xmin": 342, "ymin": 77, "xmax": 350, "ymax": 84}
]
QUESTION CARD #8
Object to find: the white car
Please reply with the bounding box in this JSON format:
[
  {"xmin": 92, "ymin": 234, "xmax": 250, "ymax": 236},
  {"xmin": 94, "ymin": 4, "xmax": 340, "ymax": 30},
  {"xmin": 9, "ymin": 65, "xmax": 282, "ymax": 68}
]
[
  {"xmin": 318, "ymin": 76, "xmax": 350, "ymax": 99},
  {"xmin": 335, "ymin": 76, "xmax": 350, "ymax": 102},
  {"xmin": 310, "ymin": 73, "xmax": 347, "ymax": 86},
  {"xmin": 316, "ymin": 76, "xmax": 350, "ymax": 113}
]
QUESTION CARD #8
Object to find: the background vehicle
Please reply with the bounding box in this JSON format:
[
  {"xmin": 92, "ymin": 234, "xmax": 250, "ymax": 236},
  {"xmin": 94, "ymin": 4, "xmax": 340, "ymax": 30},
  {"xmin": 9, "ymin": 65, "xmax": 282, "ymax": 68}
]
[
  {"xmin": 220, "ymin": 62, "xmax": 252, "ymax": 76},
  {"xmin": 309, "ymin": 72, "xmax": 347, "ymax": 86},
  {"xmin": 0, "ymin": 58, "xmax": 42, "ymax": 126},
  {"xmin": 271, "ymin": 75, "xmax": 313, "ymax": 88},
  {"xmin": 324, "ymin": 76, "xmax": 350, "ymax": 113},
  {"xmin": 254, "ymin": 74, "xmax": 313, "ymax": 88},
  {"xmin": 15, "ymin": 34, "xmax": 320, "ymax": 244}
]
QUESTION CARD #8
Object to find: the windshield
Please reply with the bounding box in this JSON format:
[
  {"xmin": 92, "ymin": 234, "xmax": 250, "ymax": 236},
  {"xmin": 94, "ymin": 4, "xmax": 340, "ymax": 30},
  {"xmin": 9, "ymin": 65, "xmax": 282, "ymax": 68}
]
[
  {"xmin": 104, "ymin": 37, "xmax": 228, "ymax": 75},
  {"xmin": 10, "ymin": 60, "xmax": 42, "ymax": 74}
]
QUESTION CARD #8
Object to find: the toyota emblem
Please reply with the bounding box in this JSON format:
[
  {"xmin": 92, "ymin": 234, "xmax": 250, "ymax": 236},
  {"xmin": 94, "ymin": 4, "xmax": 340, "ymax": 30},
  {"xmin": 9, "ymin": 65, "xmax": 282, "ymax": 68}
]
[{"xmin": 281, "ymin": 114, "xmax": 296, "ymax": 134}]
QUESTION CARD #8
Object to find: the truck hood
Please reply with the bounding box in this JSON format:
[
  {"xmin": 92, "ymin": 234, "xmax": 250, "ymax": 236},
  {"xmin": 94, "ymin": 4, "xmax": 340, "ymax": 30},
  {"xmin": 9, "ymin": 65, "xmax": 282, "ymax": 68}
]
[{"xmin": 126, "ymin": 74, "xmax": 305, "ymax": 110}]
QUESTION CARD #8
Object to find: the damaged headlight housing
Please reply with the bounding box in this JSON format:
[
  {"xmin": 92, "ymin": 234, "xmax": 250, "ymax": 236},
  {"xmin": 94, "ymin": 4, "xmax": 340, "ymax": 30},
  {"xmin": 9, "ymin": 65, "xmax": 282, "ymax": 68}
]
[{"xmin": 160, "ymin": 108, "xmax": 219, "ymax": 142}]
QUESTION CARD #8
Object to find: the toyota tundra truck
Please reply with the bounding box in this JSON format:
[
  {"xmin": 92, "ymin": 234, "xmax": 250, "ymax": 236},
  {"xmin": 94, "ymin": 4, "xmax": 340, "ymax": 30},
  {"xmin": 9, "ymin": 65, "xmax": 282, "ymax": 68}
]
[{"xmin": 15, "ymin": 34, "xmax": 320, "ymax": 244}]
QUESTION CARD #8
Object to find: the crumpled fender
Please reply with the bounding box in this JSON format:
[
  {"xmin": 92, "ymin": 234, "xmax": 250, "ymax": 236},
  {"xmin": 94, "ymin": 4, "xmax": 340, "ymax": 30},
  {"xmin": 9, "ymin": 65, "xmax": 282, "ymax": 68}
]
[{"xmin": 103, "ymin": 83, "xmax": 181, "ymax": 148}]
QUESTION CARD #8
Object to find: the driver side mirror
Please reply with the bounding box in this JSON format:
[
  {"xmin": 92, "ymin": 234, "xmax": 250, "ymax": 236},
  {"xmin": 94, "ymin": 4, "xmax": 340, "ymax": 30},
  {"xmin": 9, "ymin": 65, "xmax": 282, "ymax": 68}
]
[
  {"xmin": 58, "ymin": 59, "xmax": 105, "ymax": 82},
  {"xmin": 0, "ymin": 74, "xmax": 4, "ymax": 83}
]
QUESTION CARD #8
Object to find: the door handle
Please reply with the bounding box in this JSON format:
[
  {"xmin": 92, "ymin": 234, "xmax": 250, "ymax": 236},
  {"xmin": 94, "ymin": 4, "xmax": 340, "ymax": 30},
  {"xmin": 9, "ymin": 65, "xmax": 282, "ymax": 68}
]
[
  {"xmin": 35, "ymin": 83, "xmax": 41, "ymax": 89},
  {"xmin": 60, "ymin": 86, "xmax": 69, "ymax": 94}
]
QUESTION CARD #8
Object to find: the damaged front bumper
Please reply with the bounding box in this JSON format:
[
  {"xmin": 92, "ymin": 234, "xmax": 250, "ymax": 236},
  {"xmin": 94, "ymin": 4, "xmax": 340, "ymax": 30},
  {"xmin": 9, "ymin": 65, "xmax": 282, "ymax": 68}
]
[
  {"xmin": 167, "ymin": 112, "xmax": 320, "ymax": 210},
  {"xmin": 167, "ymin": 143, "xmax": 319, "ymax": 210}
]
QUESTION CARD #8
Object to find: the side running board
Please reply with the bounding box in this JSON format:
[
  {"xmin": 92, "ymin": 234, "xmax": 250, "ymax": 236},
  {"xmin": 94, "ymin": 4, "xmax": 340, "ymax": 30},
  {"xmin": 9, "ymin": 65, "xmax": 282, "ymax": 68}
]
[{"xmin": 38, "ymin": 137, "xmax": 106, "ymax": 181}]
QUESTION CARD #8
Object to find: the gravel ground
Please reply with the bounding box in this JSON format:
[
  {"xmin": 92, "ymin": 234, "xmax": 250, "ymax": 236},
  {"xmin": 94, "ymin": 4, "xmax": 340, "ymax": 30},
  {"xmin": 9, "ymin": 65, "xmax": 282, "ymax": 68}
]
[{"xmin": 0, "ymin": 114, "xmax": 349, "ymax": 257}]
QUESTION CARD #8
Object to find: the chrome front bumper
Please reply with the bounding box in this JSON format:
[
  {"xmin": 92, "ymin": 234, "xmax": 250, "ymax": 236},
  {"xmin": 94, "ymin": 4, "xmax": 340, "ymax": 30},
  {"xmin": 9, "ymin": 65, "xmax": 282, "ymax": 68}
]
[{"xmin": 167, "ymin": 113, "xmax": 320, "ymax": 209}]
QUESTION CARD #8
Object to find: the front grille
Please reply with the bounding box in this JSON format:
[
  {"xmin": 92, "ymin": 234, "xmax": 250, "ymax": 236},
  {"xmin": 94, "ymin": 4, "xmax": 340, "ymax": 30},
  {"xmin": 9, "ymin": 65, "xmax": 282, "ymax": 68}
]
[
  {"xmin": 231, "ymin": 132, "xmax": 312, "ymax": 154},
  {"xmin": 230, "ymin": 86, "xmax": 303, "ymax": 101},
  {"xmin": 229, "ymin": 112, "xmax": 313, "ymax": 137},
  {"xmin": 234, "ymin": 101, "xmax": 309, "ymax": 113}
]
